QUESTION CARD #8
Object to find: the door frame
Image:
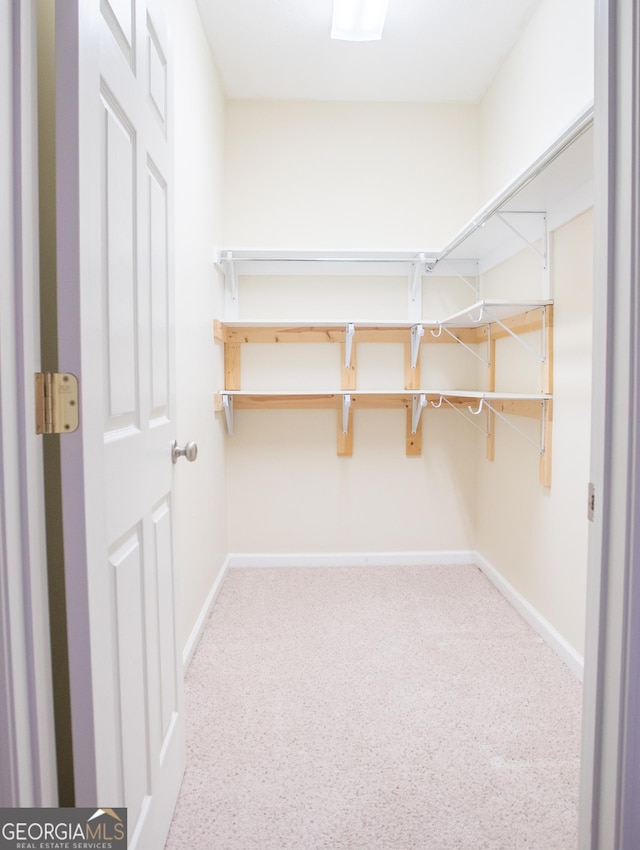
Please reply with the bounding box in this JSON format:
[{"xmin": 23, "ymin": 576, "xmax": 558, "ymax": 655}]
[
  {"xmin": 0, "ymin": 0, "xmax": 57, "ymax": 807},
  {"xmin": 3, "ymin": 0, "xmax": 640, "ymax": 840},
  {"xmin": 580, "ymin": 0, "xmax": 640, "ymax": 847}
]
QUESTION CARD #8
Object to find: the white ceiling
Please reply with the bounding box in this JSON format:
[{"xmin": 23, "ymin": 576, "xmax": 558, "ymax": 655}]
[{"xmin": 195, "ymin": 0, "xmax": 542, "ymax": 103}]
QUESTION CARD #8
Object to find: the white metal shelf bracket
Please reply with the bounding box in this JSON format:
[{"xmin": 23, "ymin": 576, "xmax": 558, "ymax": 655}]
[
  {"xmin": 410, "ymin": 253, "xmax": 426, "ymax": 301},
  {"xmin": 408, "ymin": 253, "xmax": 426, "ymax": 322},
  {"xmin": 440, "ymin": 259, "xmax": 480, "ymax": 299},
  {"xmin": 496, "ymin": 212, "xmax": 548, "ymax": 271},
  {"xmin": 482, "ymin": 305, "xmax": 546, "ymax": 362},
  {"xmin": 342, "ymin": 394, "xmax": 352, "ymax": 434},
  {"xmin": 470, "ymin": 397, "xmax": 546, "ymax": 454},
  {"xmin": 434, "ymin": 395, "xmax": 489, "ymax": 437},
  {"xmin": 221, "ymin": 393, "xmax": 234, "ymax": 435},
  {"xmin": 410, "ymin": 324, "xmax": 424, "ymax": 368},
  {"xmin": 222, "ymin": 251, "xmax": 238, "ymax": 317},
  {"xmin": 411, "ymin": 393, "xmax": 427, "ymax": 434},
  {"xmin": 345, "ymin": 323, "xmax": 355, "ymax": 368},
  {"xmin": 430, "ymin": 324, "xmax": 490, "ymax": 366}
]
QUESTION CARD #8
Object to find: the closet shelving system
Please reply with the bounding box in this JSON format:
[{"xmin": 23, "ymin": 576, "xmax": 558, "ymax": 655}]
[{"xmin": 214, "ymin": 108, "xmax": 593, "ymax": 487}]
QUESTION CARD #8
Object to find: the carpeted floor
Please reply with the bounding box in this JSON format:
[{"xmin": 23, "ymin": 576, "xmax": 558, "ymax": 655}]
[{"xmin": 165, "ymin": 565, "xmax": 582, "ymax": 850}]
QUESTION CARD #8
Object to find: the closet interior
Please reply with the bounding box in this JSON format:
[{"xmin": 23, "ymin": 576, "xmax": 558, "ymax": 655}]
[{"xmin": 214, "ymin": 112, "xmax": 592, "ymax": 490}]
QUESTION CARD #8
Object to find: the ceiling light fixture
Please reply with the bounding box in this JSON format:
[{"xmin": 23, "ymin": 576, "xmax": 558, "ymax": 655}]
[{"xmin": 331, "ymin": 0, "xmax": 390, "ymax": 42}]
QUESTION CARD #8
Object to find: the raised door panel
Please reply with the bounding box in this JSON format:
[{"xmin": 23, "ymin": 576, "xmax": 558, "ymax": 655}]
[
  {"xmin": 146, "ymin": 15, "xmax": 167, "ymax": 130},
  {"xmin": 110, "ymin": 529, "xmax": 150, "ymax": 822},
  {"xmin": 101, "ymin": 92, "xmax": 139, "ymax": 432},
  {"xmin": 101, "ymin": 0, "xmax": 135, "ymax": 68},
  {"xmin": 151, "ymin": 499, "xmax": 178, "ymax": 747},
  {"xmin": 148, "ymin": 161, "xmax": 169, "ymax": 421}
]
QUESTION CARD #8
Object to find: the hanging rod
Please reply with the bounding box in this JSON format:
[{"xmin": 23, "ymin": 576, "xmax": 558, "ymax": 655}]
[
  {"xmin": 426, "ymin": 105, "xmax": 594, "ymax": 270},
  {"xmin": 215, "ymin": 251, "xmax": 436, "ymax": 266}
]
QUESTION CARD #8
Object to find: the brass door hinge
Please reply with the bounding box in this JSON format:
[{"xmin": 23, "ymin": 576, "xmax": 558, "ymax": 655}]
[{"xmin": 35, "ymin": 372, "xmax": 79, "ymax": 435}]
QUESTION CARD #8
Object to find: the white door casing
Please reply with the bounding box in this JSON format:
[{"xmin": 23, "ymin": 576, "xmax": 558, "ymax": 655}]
[
  {"xmin": 0, "ymin": 0, "xmax": 57, "ymax": 807},
  {"xmin": 55, "ymin": 1, "xmax": 184, "ymax": 846},
  {"xmin": 580, "ymin": 0, "xmax": 640, "ymax": 847}
]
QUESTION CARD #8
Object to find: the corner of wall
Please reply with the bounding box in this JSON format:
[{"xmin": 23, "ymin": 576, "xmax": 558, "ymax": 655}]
[
  {"xmin": 172, "ymin": 0, "xmax": 230, "ymax": 657},
  {"xmin": 478, "ymin": 0, "xmax": 594, "ymax": 202}
]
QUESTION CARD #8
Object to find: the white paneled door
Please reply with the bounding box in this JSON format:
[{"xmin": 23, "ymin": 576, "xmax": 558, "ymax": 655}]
[{"xmin": 55, "ymin": 1, "xmax": 184, "ymax": 847}]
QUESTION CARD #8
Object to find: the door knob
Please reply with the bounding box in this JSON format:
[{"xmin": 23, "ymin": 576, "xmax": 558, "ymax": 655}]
[{"xmin": 171, "ymin": 440, "xmax": 198, "ymax": 464}]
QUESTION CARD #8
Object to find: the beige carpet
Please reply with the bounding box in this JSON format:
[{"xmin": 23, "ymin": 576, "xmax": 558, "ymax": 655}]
[{"xmin": 165, "ymin": 565, "xmax": 582, "ymax": 849}]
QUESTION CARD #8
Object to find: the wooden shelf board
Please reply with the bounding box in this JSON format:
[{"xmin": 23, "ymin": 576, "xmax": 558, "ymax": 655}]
[
  {"xmin": 215, "ymin": 389, "xmax": 551, "ymax": 412},
  {"xmin": 215, "ymin": 302, "xmax": 553, "ymax": 344},
  {"xmin": 435, "ymin": 300, "xmax": 552, "ymax": 328},
  {"xmin": 214, "ymin": 300, "xmax": 554, "ymax": 483}
]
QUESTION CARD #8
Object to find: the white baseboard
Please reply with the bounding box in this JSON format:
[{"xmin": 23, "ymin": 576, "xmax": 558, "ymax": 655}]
[
  {"xmin": 182, "ymin": 556, "xmax": 231, "ymax": 672},
  {"xmin": 187, "ymin": 550, "xmax": 584, "ymax": 682},
  {"xmin": 473, "ymin": 551, "xmax": 584, "ymax": 681},
  {"xmin": 227, "ymin": 550, "xmax": 476, "ymax": 569}
]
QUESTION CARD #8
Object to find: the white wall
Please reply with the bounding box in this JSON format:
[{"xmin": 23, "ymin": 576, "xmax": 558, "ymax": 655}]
[
  {"xmin": 225, "ymin": 275, "xmax": 478, "ymax": 555},
  {"xmin": 480, "ymin": 0, "xmax": 594, "ymax": 201},
  {"xmin": 226, "ymin": 407, "xmax": 478, "ymax": 555},
  {"xmin": 475, "ymin": 209, "xmax": 593, "ymax": 656},
  {"xmin": 474, "ymin": 0, "xmax": 594, "ymax": 658},
  {"xmin": 222, "ymin": 102, "xmax": 482, "ymax": 556},
  {"xmin": 223, "ymin": 101, "xmax": 480, "ymax": 249},
  {"xmin": 171, "ymin": 0, "xmax": 228, "ymax": 654}
]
